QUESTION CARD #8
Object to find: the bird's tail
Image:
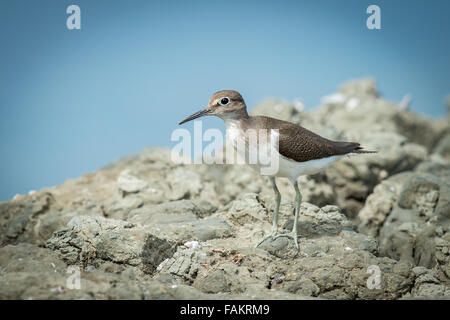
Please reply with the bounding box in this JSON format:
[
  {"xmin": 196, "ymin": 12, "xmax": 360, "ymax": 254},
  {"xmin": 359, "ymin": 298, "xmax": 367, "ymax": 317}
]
[
  {"xmin": 353, "ymin": 145, "xmax": 377, "ymax": 154},
  {"xmin": 333, "ymin": 141, "xmax": 377, "ymax": 155}
]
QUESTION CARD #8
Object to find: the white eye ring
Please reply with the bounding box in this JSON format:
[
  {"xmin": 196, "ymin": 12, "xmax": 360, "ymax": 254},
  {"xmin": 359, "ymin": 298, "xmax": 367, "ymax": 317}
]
[{"xmin": 218, "ymin": 97, "xmax": 230, "ymax": 106}]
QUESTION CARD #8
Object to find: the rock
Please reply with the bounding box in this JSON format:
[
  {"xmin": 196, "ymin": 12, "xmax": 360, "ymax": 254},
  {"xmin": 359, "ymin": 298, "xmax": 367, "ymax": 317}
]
[
  {"xmin": 0, "ymin": 192, "xmax": 64, "ymax": 246},
  {"xmin": 0, "ymin": 243, "xmax": 224, "ymax": 300},
  {"xmin": 184, "ymin": 240, "xmax": 200, "ymax": 249},
  {"xmin": 312, "ymin": 78, "xmax": 442, "ymax": 152},
  {"xmin": 250, "ymin": 98, "xmax": 303, "ymax": 123},
  {"xmin": 166, "ymin": 167, "xmax": 203, "ymax": 200},
  {"xmin": 358, "ymin": 173, "xmax": 407, "ymax": 237},
  {"xmin": 161, "ymin": 248, "xmax": 208, "ymax": 283},
  {"xmin": 405, "ymin": 267, "xmax": 450, "ymax": 299},
  {"xmin": 158, "ymin": 230, "xmax": 418, "ymax": 299},
  {"xmin": 357, "ymin": 169, "xmax": 450, "ymax": 284},
  {"xmin": 324, "ymin": 131, "xmax": 427, "ymax": 217},
  {"xmin": 102, "ymin": 195, "xmax": 144, "ymax": 219},
  {"xmin": 141, "ymin": 235, "xmax": 178, "ymax": 274},
  {"xmin": 397, "ymin": 174, "xmax": 442, "ymax": 218},
  {"xmin": 45, "ymin": 215, "xmax": 177, "ymax": 274},
  {"xmin": 283, "ymin": 203, "xmax": 353, "ymax": 238},
  {"xmin": 273, "ymin": 277, "xmax": 320, "ymax": 297},
  {"xmin": 117, "ymin": 169, "xmax": 149, "ymax": 195},
  {"xmin": 338, "ymin": 78, "xmax": 379, "ymax": 100},
  {"xmin": 128, "ymin": 199, "xmax": 217, "ymax": 220},
  {"xmin": 193, "ymin": 269, "xmax": 231, "ymax": 293},
  {"xmin": 415, "ymin": 161, "xmax": 450, "ymax": 180},
  {"xmin": 128, "ymin": 202, "xmax": 232, "ymax": 243},
  {"xmin": 433, "ymin": 133, "xmax": 450, "ymax": 160},
  {"xmin": 155, "ymin": 194, "xmax": 426, "ymax": 300}
]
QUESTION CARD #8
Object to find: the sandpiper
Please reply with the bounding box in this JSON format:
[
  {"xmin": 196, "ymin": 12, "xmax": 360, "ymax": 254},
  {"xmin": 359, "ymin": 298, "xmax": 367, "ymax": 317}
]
[{"xmin": 179, "ymin": 90, "xmax": 376, "ymax": 249}]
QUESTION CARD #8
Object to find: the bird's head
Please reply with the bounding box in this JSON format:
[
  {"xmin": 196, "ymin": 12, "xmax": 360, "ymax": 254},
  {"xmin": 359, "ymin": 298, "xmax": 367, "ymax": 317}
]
[{"xmin": 179, "ymin": 90, "xmax": 248, "ymax": 125}]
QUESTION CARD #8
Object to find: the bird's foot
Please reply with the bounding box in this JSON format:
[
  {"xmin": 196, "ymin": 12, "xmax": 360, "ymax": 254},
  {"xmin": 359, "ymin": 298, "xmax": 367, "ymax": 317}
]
[
  {"xmin": 255, "ymin": 228, "xmax": 279, "ymax": 247},
  {"xmin": 272, "ymin": 231, "xmax": 300, "ymax": 249},
  {"xmin": 256, "ymin": 229, "xmax": 300, "ymax": 250}
]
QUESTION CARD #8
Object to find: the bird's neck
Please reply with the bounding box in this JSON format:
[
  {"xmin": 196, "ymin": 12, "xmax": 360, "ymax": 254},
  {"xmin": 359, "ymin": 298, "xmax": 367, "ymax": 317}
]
[{"xmin": 219, "ymin": 109, "xmax": 249, "ymax": 129}]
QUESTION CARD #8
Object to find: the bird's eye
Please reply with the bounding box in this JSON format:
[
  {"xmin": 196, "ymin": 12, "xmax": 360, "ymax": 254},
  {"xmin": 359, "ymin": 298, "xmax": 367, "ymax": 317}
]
[{"xmin": 219, "ymin": 97, "xmax": 230, "ymax": 106}]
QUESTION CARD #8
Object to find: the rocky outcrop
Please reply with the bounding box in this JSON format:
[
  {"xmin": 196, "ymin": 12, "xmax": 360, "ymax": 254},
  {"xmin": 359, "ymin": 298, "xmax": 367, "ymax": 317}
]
[
  {"xmin": 1, "ymin": 78, "xmax": 449, "ymax": 299},
  {"xmin": 357, "ymin": 167, "xmax": 450, "ymax": 285},
  {"xmin": 45, "ymin": 216, "xmax": 177, "ymax": 273}
]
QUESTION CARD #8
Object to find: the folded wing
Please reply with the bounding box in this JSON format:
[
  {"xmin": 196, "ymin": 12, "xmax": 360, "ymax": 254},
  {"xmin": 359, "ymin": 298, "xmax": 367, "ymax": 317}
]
[{"xmin": 249, "ymin": 116, "xmax": 376, "ymax": 163}]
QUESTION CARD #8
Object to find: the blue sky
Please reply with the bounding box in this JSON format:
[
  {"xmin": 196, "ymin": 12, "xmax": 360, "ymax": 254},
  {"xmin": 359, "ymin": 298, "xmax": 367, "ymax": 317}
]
[{"xmin": 0, "ymin": 0, "xmax": 449, "ymax": 200}]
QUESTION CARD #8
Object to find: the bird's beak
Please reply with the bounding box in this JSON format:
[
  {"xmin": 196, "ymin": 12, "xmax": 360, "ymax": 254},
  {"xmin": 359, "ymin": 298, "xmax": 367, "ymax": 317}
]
[{"xmin": 179, "ymin": 108, "xmax": 212, "ymax": 125}]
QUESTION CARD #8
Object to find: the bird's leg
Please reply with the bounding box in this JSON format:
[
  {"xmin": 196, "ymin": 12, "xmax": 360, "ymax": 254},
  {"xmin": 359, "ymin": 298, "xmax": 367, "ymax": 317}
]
[
  {"xmin": 269, "ymin": 177, "xmax": 281, "ymax": 235},
  {"xmin": 291, "ymin": 180, "xmax": 301, "ymax": 248},
  {"xmin": 272, "ymin": 180, "xmax": 301, "ymax": 249},
  {"xmin": 256, "ymin": 177, "xmax": 281, "ymax": 247}
]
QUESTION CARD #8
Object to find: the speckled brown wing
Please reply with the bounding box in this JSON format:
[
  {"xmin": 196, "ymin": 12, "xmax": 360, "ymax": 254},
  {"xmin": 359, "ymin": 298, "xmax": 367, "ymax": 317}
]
[{"xmin": 245, "ymin": 116, "xmax": 366, "ymax": 162}]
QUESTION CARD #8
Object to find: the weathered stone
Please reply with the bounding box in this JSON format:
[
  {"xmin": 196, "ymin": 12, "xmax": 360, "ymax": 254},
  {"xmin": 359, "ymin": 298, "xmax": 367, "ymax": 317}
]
[
  {"xmin": 117, "ymin": 169, "xmax": 149, "ymax": 195},
  {"xmin": 45, "ymin": 216, "xmax": 177, "ymax": 274}
]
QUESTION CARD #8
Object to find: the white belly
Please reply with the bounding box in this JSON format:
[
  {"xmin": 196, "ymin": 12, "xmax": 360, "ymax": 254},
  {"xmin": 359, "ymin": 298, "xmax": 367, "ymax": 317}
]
[
  {"xmin": 276, "ymin": 153, "xmax": 342, "ymax": 181},
  {"xmin": 225, "ymin": 121, "xmax": 343, "ymax": 182}
]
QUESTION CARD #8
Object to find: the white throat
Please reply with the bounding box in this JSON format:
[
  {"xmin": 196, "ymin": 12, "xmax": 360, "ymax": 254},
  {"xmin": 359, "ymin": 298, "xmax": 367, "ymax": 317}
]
[{"xmin": 220, "ymin": 114, "xmax": 241, "ymax": 133}]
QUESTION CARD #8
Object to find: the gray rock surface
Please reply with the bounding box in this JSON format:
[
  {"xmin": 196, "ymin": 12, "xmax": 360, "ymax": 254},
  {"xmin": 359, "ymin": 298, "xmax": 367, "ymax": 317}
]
[
  {"xmin": 358, "ymin": 168, "xmax": 450, "ymax": 286},
  {"xmin": 157, "ymin": 194, "xmax": 415, "ymax": 299},
  {"xmin": 1, "ymin": 78, "xmax": 449, "ymax": 299},
  {"xmin": 45, "ymin": 215, "xmax": 177, "ymax": 274}
]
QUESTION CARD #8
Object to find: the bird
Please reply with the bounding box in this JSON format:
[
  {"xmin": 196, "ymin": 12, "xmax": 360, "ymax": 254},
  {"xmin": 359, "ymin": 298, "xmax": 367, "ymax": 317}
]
[{"xmin": 179, "ymin": 90, "xmax": 376, "ymax": 249}]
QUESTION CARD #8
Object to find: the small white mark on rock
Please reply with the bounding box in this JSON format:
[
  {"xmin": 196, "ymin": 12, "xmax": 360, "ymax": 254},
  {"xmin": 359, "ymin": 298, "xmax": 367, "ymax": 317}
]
[
  {"xmin": 345, "ymin": 98, "xmax": 360, "ymax": 111},
  {"xmin": 184, "ymin": 240, "xmax": 200, "ymax": 249},
  {"xmin": 274, "ymin": 103, "xmax": 284, "ymax": 112},
  {"xmin": 321, "ymin": 93, "xmax": 346, "ymax": 105},
  {"xmin": 379, "ymin": 170, "xmax": 388, "ymax": 180},
  {"xmin": 85, "ymin": 265, "xmax": 96, "ymax": 272},
  {"xmin": 345, "ymin": 246, "xmax": 353, "ymax": 251},
  {"xmin": 117, "ymin": 169, "xmax": 149, "ymax": 194},
  {"xmin": 398, "ymin": 94, "xmax": 412, "ymax": 110},
  {"xmin": 293, "ymin": 99, "xmax": 305, "ymax": 111},
  {"xmin": 156, "ymin": 258, "xmax": 169, "ymax": 271},
  {"xmin": 51, "ymin": 286, "xmax": 65, "ymax": 294}
]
